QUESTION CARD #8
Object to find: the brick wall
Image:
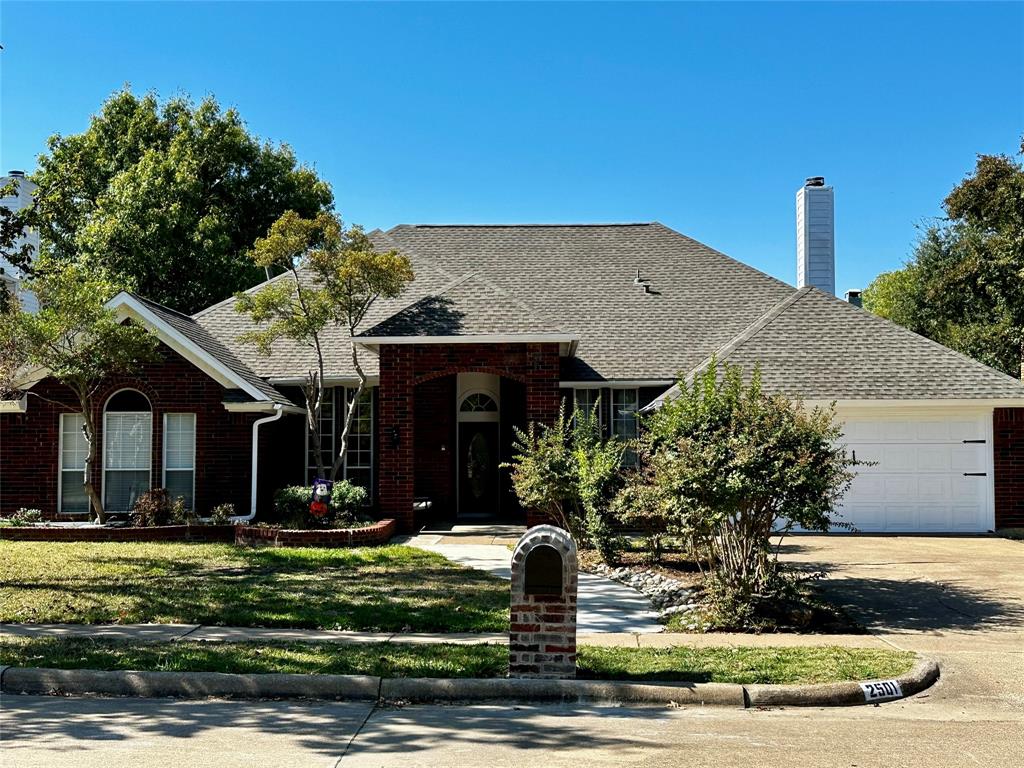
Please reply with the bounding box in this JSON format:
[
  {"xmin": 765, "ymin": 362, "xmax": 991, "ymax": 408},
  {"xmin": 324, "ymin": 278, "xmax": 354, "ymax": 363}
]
[
  {"xmin": 0, "ymin": 524, "xmax": 236, "ymax": 543},
  {"xmin": 994, "ymin": 407, "xmax": 1024, "ymax": 529},
  {"xmin": 234, "ymin": 518, "xmax": 396, "ymax": 548},
  {"xmin": 0, "ymin": 343, "xmax": 275, "ymax": 519},
  {"xmin": 378, "ymin": 343, "xmax": 561, "ymax": 531}
]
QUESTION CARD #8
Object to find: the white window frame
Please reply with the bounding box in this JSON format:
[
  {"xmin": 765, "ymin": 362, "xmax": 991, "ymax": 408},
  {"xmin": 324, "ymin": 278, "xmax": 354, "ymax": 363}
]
[
  {"xmin": 306, "ymin": 387, "xmax": 338, "ymax": 483},
  {"xmin": 573, "ymin": 388, "xmax": 601, "ymax": 422},
  {"xmin": 162, "ymin": 413, "xmax": 196, "ymax": 511},
  {"xmin": 611, "ymin": 387, "xmax": 640, "ymax": 466},
  {"xmin": 343, "ymin": 387, "xmax": 374, "ymax": 501},
  {"xmin": 58, "ymin": 412, "xmax": 90, "ymax": 516},
  {"xmin": 101, "ymin": 389, "xmax": 153, "ymax": 513}
]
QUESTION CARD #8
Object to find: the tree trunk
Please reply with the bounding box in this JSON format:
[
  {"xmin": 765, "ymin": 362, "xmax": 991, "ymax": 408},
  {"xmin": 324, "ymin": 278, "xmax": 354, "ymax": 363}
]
[
  {"xmin": 75, "ymin": 390, "xmax": 105, "ymax": 524},
  {"xmin": 330, "ymin": 338, "xmax": 365, "ymax": 482}
]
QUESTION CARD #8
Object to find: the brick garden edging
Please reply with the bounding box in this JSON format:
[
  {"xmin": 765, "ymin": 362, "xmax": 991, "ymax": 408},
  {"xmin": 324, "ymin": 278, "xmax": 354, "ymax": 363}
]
[
  {"xmin": 0, "ymin": 524, "xmax": 236, "ymax": 543},
  {"xmin": 233, "ymin": 519, "xmax": 397, "ymax": 548},
  {"xmin": 0, "ymin": 519, "xmax": 396, "ymax": 547}
]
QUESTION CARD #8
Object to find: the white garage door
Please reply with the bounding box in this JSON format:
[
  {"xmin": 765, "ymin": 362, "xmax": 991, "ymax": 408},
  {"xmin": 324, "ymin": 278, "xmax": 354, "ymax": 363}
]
[{"xmin": 834, "ymin": 409, "xmax": 994, "ymax": 533}]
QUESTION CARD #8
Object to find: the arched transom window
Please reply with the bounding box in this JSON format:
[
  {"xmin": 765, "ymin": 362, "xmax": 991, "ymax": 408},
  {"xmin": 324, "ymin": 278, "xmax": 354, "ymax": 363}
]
[
  {"xmin": 103, "ymin": 389, "xmax": 152, "ymax": 512},
  {"xmin": 460, "ymin": 393, "xmax": 497, "ymax": 413}
]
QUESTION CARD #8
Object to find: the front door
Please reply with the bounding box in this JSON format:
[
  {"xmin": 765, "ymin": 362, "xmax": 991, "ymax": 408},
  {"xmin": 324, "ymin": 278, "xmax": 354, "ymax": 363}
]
[{"xmin": 458, "ymin": 421, "xmax": 499, "ymax": 517}]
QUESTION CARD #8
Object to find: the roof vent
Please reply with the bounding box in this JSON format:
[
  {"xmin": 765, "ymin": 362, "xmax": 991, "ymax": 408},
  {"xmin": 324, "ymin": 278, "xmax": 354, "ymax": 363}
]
[
  {"xmin": 805, "ymin": 176, "xmax": 825, "ymax": 187},
  {"xmin": 845, "ymin": 289, "xmax": 863, "ymax": 308},
  {"xmin": 7, "ymin": 170, "xmax": 25, "ymax": 178}
]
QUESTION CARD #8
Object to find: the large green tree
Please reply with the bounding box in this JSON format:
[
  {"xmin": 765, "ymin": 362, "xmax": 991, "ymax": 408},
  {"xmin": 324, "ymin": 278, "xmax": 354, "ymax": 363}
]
[
  {"xmin": 27, "ymin": 89, "xmax": 333, "ymax": 314},
  {"xmin": 864, "ymin": 139, "xmax": 1024, "ymax": 378}
]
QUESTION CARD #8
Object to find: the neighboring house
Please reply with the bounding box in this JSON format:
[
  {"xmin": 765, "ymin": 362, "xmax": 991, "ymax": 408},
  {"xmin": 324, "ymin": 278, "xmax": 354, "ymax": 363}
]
[
  {"xmin": 0, "ymin": 171, "xmax": 39, "ymax": 313},
  {"xmin": 2, "ymin": 178, "xmax": 1023, "ymax": 532}
]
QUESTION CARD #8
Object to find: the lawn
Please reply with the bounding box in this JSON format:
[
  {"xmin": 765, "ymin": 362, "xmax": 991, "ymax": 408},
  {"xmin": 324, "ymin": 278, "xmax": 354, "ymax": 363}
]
[
  {"xmin": 0, "ymin": 541, "xmax": 508, "ymax": 632},
  {"xmin": 0, "ymin": 637, "xmax": 916, "ymax": 684}
]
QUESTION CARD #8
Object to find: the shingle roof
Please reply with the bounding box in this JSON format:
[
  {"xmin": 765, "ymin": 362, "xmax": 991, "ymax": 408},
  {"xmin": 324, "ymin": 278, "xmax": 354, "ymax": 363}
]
[
  {"xmin": 188, "ymin": 222, "xmax": 1024, "ymax": 403},
  {"xmin": 129, "ymin": 294, "xmax": 294, "ymax": 405},
  {"xmin": 359, "ymin": 271, "xmax": 570, "ymax": 338},
  {"xmin": 649, "ymin": 287, "xmax": 1024, "ymax": 405}
]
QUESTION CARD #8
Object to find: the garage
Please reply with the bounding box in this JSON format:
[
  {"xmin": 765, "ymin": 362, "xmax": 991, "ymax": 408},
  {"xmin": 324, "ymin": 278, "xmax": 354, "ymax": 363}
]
[{"xmin": 833, "ymin": 408, "xmax": 994, "ymax": 533}]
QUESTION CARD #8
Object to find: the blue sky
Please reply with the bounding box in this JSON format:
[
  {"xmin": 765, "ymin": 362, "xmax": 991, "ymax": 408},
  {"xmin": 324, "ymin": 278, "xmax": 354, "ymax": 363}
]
[{"xmin": 1, "ymin": 2, "xmax": 1021, "ymax": 293}]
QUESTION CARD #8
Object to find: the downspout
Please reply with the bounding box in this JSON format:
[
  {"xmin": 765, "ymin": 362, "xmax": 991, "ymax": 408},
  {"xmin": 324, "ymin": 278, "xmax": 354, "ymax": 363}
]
[{"xmin": 235, "ymin": 404, "xmax": 285, "ymax": 523}]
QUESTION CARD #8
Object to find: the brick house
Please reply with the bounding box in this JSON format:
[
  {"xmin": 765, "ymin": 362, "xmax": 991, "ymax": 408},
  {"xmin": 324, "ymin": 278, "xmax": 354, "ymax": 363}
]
[{"xmin": 3, "ymin": 220, "xmax": 1024, "ymax": 532}]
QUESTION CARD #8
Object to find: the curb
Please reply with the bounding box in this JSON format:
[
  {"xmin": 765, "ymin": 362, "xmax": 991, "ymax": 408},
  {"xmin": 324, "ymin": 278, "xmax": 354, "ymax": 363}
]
[
  {"xmin": 381, "ymin": 677, "xmax": 744, "ymax": 706},
  {"xmin": 744, "ymin": 657, "xmax": 940, "ymax": 708},
  {"xmin": 0, "ymin": 668, "xmax": 380, "ymax": 701},
  {"xmin": 0, "ymin": 659, "xmax": 939, "ymax": 707}
]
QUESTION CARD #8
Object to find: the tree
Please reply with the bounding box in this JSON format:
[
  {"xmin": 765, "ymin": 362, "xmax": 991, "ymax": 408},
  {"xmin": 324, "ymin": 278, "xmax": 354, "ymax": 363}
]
[
  {"xmin": 7, "ymin": 258, "xmax": 159, "ymax": 522},
  {"xmin": 27, "ymin": 88, "xmax": 333, "ymax": 314},
  {"xmin": 626, "ymin": 360, "xmax": 857, "ymax": 626},
  {"xmin": 0, "ymin": 178, "xmax": 35, "ymax": 312},
  {"xmin": 505, "ymin": 400, "xmax": 626, "ymax": 559},
  {"xmin": 864, "ymin": 138, "xmax": 1024, "ymax": 378},
  {"xmin": 235, "ymin": 211, "xmax": 413, "ymax": 481}
]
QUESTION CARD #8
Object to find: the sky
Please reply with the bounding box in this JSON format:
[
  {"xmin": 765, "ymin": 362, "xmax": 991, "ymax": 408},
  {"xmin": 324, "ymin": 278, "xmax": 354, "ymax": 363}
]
[{"xmin": 1, "ymin": 1, "xmax": 1021, "ymax": 293}]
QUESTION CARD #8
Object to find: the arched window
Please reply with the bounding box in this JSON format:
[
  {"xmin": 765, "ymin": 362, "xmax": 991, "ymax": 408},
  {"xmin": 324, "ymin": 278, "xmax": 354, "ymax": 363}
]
[
  {"xmin": 459, "ymin": 393, "xmax": 498, "ymax": 413},
  {"xmin": 103, "ymin": 389, "xmax": 152, "ymax": 512}
]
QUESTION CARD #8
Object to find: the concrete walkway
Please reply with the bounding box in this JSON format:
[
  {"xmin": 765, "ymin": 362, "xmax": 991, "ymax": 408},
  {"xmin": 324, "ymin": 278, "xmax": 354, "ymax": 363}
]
[{"xmin": 400, "ymin": 528, "xmax": 665, "ymax": 634}]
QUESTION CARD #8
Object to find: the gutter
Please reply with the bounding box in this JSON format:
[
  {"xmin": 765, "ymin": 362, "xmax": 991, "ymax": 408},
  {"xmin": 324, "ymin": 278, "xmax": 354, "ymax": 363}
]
[{"xmin": 236, "ymin": 404, "xmax": 285, "ymax": 523}]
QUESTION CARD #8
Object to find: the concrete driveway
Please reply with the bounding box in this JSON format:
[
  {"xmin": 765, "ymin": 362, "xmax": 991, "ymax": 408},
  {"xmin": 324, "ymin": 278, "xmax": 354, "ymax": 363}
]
[{"xmin": 778, "ymin": 535, "xmax": 1024, "ymax": 718}]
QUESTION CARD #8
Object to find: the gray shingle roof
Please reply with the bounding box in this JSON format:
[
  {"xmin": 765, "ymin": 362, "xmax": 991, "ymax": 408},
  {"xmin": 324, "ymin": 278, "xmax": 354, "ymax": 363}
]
[
  {"xmin": 359, "ymin": 271, "xmax": 569, "ymax": 338},
  {"xmin": 649, "ymin": 287, "xmax": 1024, "ymax": 406},
  {"xmin": 187, "ymin": 223, "xmax": 1024, "ymax": 403},
  {"xmin": 130, "ymin": 294, "xmax": 294, "ymax": 405}
]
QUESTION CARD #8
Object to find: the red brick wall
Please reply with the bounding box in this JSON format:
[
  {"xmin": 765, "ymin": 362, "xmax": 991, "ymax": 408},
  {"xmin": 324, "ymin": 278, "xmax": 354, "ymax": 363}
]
[
  {"xmin": 378, "ymin": 343, "xmax": 562, "ymax": 531},
  {"xmin": 0, "ymin": 344, "xmax": 269, "ymax": 519},
  {"xmin": 994, "ymin": 407, "xmax": 1024, "ymax": 529}
]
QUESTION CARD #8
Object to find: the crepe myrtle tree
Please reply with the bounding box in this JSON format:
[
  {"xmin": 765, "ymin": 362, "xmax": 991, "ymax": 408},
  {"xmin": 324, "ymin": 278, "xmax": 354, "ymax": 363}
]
[
  {"xmin": 3, "ymin": 258, "xmax": 159, "ymax": 522},
  {"xmin": 626, "ymin": 359, "xmax": 858, "ymax": 615},
  {"xmin": 235, "ymin": 210, "xmax": 413, "ymax": 480}
]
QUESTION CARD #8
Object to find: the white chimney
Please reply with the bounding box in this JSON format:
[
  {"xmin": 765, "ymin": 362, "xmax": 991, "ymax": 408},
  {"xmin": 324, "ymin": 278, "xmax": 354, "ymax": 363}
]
[
  {"xmin": 1, "ymin": 170, "xmax": 40, "ymax": 313},
  {"xmin": 796, "ymin": 176, "xmax": 835, "ymax": 295}
]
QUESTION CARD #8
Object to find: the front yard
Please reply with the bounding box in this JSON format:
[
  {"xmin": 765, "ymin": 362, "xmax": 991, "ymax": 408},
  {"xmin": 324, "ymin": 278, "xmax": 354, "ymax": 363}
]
[
  {"xmin": 0, "ymin": 636, "xmax": 916, "ymax": 685},
  {"xmin": 0, "ymin": 541, "xmax": 509, "ymax": 632}
]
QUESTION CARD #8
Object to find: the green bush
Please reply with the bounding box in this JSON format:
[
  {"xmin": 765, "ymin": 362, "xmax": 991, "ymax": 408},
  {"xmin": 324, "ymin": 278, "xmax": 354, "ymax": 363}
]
[
  {"xmin": 0, "ymin": 508, "xmax": 43, "ymax": 527},
  {"xmin": 271, "ymin": 482, "xmax": 369, "ymax": 528},
  {"xmin": 131, "ymin": 489, "xmax": 188, "ymax": 527},
  {"xmin": 504, "ymin": 400, "xmax": 625, "ymax": 560},
  {"xmin": 207, "ymin": 503, "xmax": 236, "ymax": 525}
]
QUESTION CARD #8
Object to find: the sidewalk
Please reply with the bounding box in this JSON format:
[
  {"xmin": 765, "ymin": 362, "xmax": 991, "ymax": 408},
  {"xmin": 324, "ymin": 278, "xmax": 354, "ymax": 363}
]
[
  {"xmin": 0, "ymin": 623, "xmax": 892, "ymax": 649},
  {"xmin": 400, "ymin": 529, "xmax": 665, "ymax": 634}
]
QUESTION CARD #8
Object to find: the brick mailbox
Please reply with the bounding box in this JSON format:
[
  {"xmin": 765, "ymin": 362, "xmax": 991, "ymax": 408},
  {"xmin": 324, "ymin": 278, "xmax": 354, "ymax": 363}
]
[{"xmin": 509, "ymin": 524, "xmax": 578, "ymax": 679}]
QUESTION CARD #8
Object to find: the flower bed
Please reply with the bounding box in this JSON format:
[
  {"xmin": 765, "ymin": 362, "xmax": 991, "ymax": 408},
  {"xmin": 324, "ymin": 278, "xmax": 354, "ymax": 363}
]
[
  {"xmin": 234, "ymin": 519, "xmax": 396, "ymax": 548},
  {"xmin": 0, "ymin": 520, "xmax": 396, "ymax": 548}
]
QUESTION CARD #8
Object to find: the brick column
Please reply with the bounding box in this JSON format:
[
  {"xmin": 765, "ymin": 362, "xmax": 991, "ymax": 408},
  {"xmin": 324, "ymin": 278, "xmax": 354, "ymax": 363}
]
[
  {"xmin": 509, "ymin": 525, "xmax": 578, "ymax": 679},
  {"xmin": 994, "ymin": 407, "xmax": 1024, "ymax": 529},
  {"xmin": 378, "ymin": 345, "xmax": 415, "ymax": 532},
  {"xmin": 525, "ymin": 343, "xmax": 561, "ymax": 425}
]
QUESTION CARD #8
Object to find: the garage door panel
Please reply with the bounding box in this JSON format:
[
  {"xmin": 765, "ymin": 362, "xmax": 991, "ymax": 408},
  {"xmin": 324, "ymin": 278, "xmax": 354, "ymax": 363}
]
[{"xmin": 834, "ymin": 410, "xmax": 992, "ymax": 533}]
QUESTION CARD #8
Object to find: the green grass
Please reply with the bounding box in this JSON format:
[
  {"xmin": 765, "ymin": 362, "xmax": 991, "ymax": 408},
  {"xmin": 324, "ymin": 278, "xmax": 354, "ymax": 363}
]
[
  {"xmin": 0, "ymin": 637, "xmax": 916, "ymax": 685},
  {"xmin": 578, "ymin": 645, "xmax": 916, "ymax": 685},
  {"xmin": 0, "ymin": 541, "xmax": 508, "ymax": 632}
]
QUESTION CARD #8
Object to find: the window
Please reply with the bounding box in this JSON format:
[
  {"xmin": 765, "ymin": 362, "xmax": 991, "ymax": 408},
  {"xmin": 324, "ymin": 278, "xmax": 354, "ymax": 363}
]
[
  {"xmin": 103, "ymin": 390, "xmax": 152, "ymax": 512},
  {"xmin": 163, "ymin": 414, "xmax": 196, "ymax": 510},
  {"xmin": 573, "ymin": 388, "xmax": 600, "ymax": 421},
  {"xmin": 307, "ymin": 388, "xmax": 336, "ymax": 480},
  {"xmin": 459, "ymin": 393, "xmax": 497, "ymax": 412},
  {"xmin": 59, "ymin": 413, "xmax": 90, "ymax": 515},
  {"xmin": 344, "ymin": 388, "xmax": 373, "ymax": 499},
  {"xmin": 611, "ymin": 388, "xmax": 639, "ymax": 465}
]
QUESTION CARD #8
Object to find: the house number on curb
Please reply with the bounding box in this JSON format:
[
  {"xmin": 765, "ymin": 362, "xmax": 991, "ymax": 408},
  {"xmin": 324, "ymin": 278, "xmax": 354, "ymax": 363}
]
[{"xmin": 859, "ymin": 680, "xmax": 903, "ymax": 702}]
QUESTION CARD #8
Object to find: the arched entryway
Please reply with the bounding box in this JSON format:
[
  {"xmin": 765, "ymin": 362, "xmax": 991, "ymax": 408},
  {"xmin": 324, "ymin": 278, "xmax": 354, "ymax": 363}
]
[{"xmin": 457, "ymin": 375, "xmax": 501, "ymax": 518}]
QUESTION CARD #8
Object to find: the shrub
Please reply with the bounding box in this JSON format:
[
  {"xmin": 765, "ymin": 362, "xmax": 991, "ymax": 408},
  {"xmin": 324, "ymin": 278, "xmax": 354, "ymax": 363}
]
[
  {"xmin": 620, "ymin": 359, "xmax": 859, "ymax": 627},
  {"xmin": 271, "ymin": 482, "xmax": 369, "ymax": 528},
  {"xmin": 207, "ymin": 503, "xmax": 237, "ymax": 525},
  {"xmin": 131, "ymin": 489, "xmax": 177, "ymax": 527},
  {"xmin": 0, "ymin": 508, "xmax": 43, "ymax": 527},
  {"xmin": 505, "ymin": 401, "xmax": 625, "ymax": 560}
]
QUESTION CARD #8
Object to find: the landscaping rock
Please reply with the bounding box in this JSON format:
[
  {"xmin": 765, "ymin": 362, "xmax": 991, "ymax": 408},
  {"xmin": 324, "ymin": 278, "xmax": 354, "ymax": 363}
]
[{"xmin": 587, "ymin": 563, "xmax": 701, "ymax": 621}]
